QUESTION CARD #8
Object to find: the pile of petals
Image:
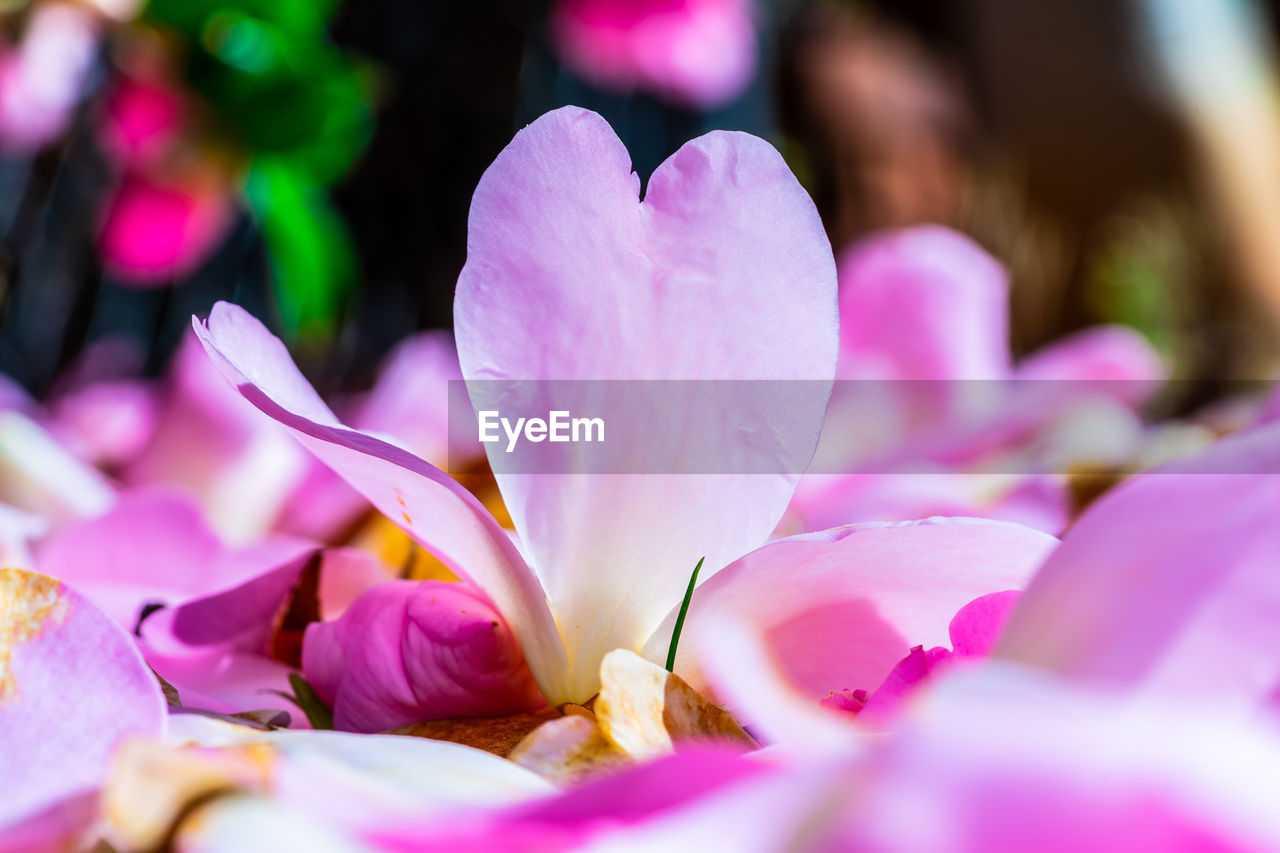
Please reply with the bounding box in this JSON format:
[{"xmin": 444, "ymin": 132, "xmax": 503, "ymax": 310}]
[{"xmin": 5, "ymin": 104, "xmax": 1280, "ymax": 853}]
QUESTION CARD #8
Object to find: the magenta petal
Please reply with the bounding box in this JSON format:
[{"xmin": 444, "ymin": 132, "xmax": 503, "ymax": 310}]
[
  {"xmin": 0, "ymin": 569, "xmax": 166, "ymax": 831},
  {"xmin": 303, "ymin": 580, "xmax": 545, "ymax": 733},
  {"xmin": 649, "ymin": 517, "xmax": 1056, "ymax": 699},
  {"xmin": 949, "ymin": 589, "xmax": 1022, "ymax": 657},
  {"xmin": 456, "ymin": 106, "xmax": 836, "ymax": 699},
  {"xmin": 549, "ymin": 0, "xmax": 757, "ymax": 108},
  {"xmin": 998, "ymin": 421, "xmax": 1280, "ymax": 703},
  {"xmin": 858, "ymin": 645, "xmax": 953, "ymax": 724}
]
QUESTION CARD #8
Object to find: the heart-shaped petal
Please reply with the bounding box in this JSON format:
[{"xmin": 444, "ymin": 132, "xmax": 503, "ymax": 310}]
[{"xmin": 456, "ymin": 106, "xmax": 837, "ymax": 699}]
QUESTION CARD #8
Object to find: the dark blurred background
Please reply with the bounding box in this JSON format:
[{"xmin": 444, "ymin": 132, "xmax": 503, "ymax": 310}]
[{"xmin": 3, "ymin": 0, "xmax": 1280, "ymax": 405}]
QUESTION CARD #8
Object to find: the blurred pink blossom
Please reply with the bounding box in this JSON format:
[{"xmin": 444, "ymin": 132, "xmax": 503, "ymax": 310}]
[
  {"xmin": 98, "ymin": 170, "xmax": 234, "ymax": 287},
  {"xmin": 550, "ymin": 0, "xmax": 757, "ymax": 108},
  {"xmin": 0, "ymin": 4, "xmax": 99, "ymax": 150}
]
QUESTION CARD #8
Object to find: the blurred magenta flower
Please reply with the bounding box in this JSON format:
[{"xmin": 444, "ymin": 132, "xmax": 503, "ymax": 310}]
[
  {"xmin": 100, "ymin": 68, "xmax": 186, "ymax": 168},
  {"xmin": 550, "ymin": 0, "xmax": 757, "ymax": 108},
  {"xmin": 98, "ymin": 169, "xmax": 235, "ymax": 287},
  {"xmin": 195, "ymin": 104, "xmax": 840, "ymax": 725}
]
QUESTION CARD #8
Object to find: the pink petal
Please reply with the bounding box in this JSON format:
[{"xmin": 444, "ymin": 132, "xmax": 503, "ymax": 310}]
[
  {"xmin": 371, "ymin": 746, "xmax": 766, "ymax": 851},
  {"xmin": 836, "ymin": 225, "xmax": 1011, "ymax": 381},
  {"xmin": 351, "ymin": 331, "xmax": 477, "ymax": 466},
  {"xmin": 302, "ymin": 580, "xmax": 544, "ymax": 732},
  {"xmin": 1015, "ymin": 324, "xmax": 1165, "ymax": 384},
  {"xmin": 34, "ymin": 487, "xmax": 223, "ymax": 628},
  {"xmin": 857, "ymin": 644, "xmax": 953, "ymax": 723},
  {"xmin": 193, "ymin": 304, "xmax": 569, "ymax": 703},
  {"xmin": 997, "ymin": 421, "xmax": 1280, "ymax": 704},
  {"xmin": 949, "ymin": 589, "xmax": 1022, "ymax": 657},
  {"xmin": 549, "ymin": 0, "xmax": 757, "ymax": 108},
  {"xmin": 455, "ymin": 106, "xmax": 836, "ymax": 699},
  {"xmin": 788, "ymin": 472, "xmax": 1070, "ymax": 536},
  {"xmin": 650, "ymin": 517, "xmax": 1056, "ymax": 701},
  {"xmin": 0, "ymin": 569, "xmax": 166, "ymax": 831},
  {"xmin": 141, "ymin": 635, "xmax": 302, "ymax": 719},
  {"xmin": 125, "ymin": 331, "xmax": 313, "ymax": 544}
]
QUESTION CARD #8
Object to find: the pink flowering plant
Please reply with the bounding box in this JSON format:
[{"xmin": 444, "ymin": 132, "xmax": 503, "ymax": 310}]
[{"xmin": 2, "ymin": 94, "xmax": 1280, "ymax": 853}]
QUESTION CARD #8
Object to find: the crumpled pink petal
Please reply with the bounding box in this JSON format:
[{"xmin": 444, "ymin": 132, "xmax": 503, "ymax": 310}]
[
  {"xmin": 649, "ymin": 517, "xmax": 1055, "ymax": 702},
  {"xmin": 303, "ymin": 580, "xmax": 545, "ymax": 733},
  {"xmin": 0, "ymin": 568, "xmax": 166, "ymax": 834},
  {"xmin": 997, "ymin": 420, "xmax": 1280, "ymax": 707},
  {"xmin": 456, "ymin": 105, "xmax": 836, "ymax": 700},
  {"xmin": 550, "ymin": 0, "xmax": 757, "ymax": 108}
]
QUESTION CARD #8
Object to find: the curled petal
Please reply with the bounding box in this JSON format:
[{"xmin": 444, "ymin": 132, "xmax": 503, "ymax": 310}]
[
  {"xmin": 303, "ymin": 580, "xmax": 545, "ymax": 733},
  {"xmin": 647, "ymin": 517, "xmax": 1056, "ymax": 702},
  {"xmin": 194, "ymin": 303, "xmax": 568, "ymax": 703}
]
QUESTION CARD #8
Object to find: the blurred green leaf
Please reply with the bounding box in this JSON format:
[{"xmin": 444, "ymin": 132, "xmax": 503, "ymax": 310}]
[
  {"xmin": 247, "ymin": 159, "xmax": 356, "ymax": 344},
  {"xmin": 144, "ymin": 0, "xmax": 340, "ymax": 39}
]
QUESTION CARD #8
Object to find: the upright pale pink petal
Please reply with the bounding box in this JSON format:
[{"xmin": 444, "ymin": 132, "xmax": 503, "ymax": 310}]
[
  {"xmin": 997, "ymin": 421, "xmax": 1280, "ymax": 707},
  {"xmin": 456, "ymin": 106, "xmax": 836, "ymax": 700},
  {"xmin": 649, "ymin": 517, "xmax": 1055, "ymax": 701},
  {"xmin": 194, "ymin": 303, "xmax": 570, "ymax": 703},
  {"xmin": 0, "ymin": 569, "xmax": 166, "ymax": 833},
  {"xmin": 303, "ymin": 580, "xmax": 545, "ymax": 733},
  {"xmin": 836, "ymin": 226, "xmax": 1011, "ymax": 381},
  {"xmin": 550, "ymin": 0, "xmax": 757, "ymax": 108}
]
